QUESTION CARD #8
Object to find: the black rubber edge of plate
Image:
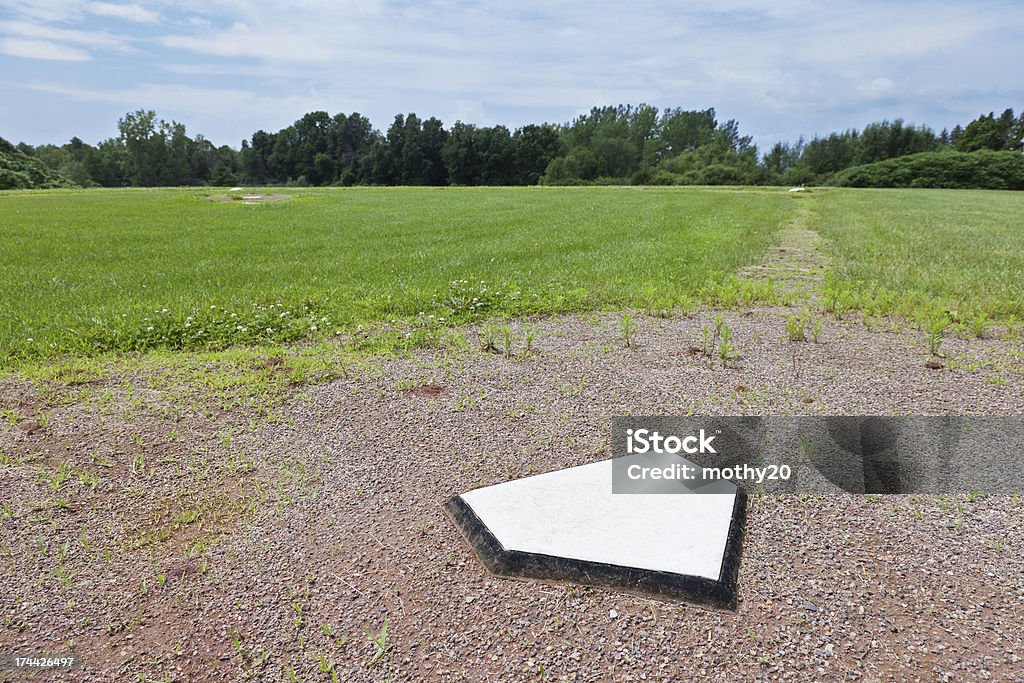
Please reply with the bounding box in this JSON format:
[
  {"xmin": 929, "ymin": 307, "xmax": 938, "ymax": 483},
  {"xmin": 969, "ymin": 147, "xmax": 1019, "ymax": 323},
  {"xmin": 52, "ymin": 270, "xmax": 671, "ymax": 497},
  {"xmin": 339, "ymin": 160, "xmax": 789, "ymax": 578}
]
[{"xmin": 444, "ymin": 487, "xmax": 747, "ymax": 612}]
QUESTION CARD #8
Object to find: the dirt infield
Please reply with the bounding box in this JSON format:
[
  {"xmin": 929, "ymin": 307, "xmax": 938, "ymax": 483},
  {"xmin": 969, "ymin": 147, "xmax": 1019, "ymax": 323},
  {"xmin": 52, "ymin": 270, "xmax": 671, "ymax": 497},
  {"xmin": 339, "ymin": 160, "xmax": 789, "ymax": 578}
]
[{"xmin": 1, "ymin": 304, "xmax": 1022, "ymax": 681}]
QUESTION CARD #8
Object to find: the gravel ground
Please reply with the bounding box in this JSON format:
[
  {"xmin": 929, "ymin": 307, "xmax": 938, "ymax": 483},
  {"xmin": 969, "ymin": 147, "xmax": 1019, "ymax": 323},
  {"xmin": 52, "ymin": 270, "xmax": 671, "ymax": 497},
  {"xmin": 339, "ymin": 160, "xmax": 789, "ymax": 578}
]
[{"xmin": 1, "ymin": 306, "xmax": 1022, "ymax": 682}]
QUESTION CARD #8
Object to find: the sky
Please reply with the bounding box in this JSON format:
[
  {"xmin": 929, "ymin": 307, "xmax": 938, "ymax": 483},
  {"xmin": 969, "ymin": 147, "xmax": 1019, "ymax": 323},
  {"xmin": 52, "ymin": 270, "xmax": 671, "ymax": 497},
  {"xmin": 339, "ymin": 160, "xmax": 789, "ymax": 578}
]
[{"xmin": 1, "ymin": 0, "xmax": 1022, "ymax": 152}]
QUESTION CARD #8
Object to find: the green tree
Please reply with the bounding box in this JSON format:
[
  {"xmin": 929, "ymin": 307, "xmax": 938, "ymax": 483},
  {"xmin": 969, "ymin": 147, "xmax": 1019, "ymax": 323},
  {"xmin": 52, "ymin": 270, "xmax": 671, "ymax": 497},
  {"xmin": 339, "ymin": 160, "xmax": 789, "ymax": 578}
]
[
  {"xmin": 477, "ymin": 125, "xmax": 514, "ymax": 185},
  {"xmin": 329, "ymin": 112, "xmax": 374, "ymax": 185},
  {"xmin": 854, "ymin": 119, "xmax": 938, "ymax": 165},
  {"xmin": 954, "ymin": 109, "xmax": 1022, "ymax": 152},
  {"xmin": 442, "ymin": 122, "xmax": 483, "ymax": 185},
  {"xmin": 512, "ymin": 124, "xmax": 563, "ymax": 185},
  {"xmin": 244, "ymin": 131, "xmax": 276, "ymax": 183},
  {"xmin": 118, "ymin": 109, "xmax": 160, "ymax": 185}
]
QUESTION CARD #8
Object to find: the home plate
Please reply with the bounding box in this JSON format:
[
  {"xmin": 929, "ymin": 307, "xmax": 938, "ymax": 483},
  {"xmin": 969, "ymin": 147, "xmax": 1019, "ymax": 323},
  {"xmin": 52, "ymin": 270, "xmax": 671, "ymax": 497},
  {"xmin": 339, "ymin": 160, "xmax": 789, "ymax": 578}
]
[{"xmin": 445, "ymin": 459, "xmax": 746, "ymax": 610}]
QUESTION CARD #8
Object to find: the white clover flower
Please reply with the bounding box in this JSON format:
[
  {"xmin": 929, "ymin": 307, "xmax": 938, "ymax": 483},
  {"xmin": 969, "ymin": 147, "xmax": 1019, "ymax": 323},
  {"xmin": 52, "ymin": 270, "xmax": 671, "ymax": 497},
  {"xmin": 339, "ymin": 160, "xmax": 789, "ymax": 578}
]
[
  {"xmin": 146, "ymin": 326, "xmax": 153, "ymax": 331},
  {"xmin": 310, "ymin": 325, "xmax": 318, "ymax": 331},
  {"xmin": 27, "ymin": 337, "xmax": 34, "ymax": 342},
  {"xmin": 265, "ymin": 328, "xmax": 273, "ymax": 334}
]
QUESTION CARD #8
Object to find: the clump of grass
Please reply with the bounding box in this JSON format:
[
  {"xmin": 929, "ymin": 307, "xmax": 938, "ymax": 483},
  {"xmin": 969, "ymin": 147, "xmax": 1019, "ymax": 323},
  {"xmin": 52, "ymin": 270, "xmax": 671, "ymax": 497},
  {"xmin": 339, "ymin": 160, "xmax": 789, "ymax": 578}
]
[
  {"xmin": 784, "ymin": 311, "xmax": 808, "ymax": 341},
  {"xmin": 363, "ymin": 618, "xmax": 394, "ymax": 677},
  {"xmin": 810, "ymin": 318, "xmax": 824, "ymax": 342},
  {"xmin": 434, "ymin": 280, "xmax": 523, "ymax": 321},
  {"xmin": 718, "ymin": 324, "xmax": 739, "ymax": 367},
  {"xmin": 16, "ymin": 301, "xmax": 334, "ymax": 360},
  {"xmin": 643, "ymin": 293, "xmax": 676, "ymax": 318},
  {"xmin": 620, "ymin": 314, "xmax": 637, "ymax": 348},
  {"xmin": 479, "ymin": 322, "xmax": 500, "ymax": 353},
  {"xmin": 920, "ymin": 311, "xmax": 951, "ymax": 357},
  {"xmin": 677, "ymin": 295, "xmax": 696, "ymax": 317},
  {"xmin": 784, "ymin": 308, "xmax": 823, "ymax": 343},
  {"xmin": 712, "ymin": 314, "xmax": 725, "ymax": 337},
  {"xmin": 697, "ymin": 314, "xmax": 739, "ymax": 366},
  {"xmin": 969, "ymin": 313, "xmax": 991, "ymax": 339},
  {"xmin": 475, "ymin": 322, "xmax": 539, "ymax": 360},
  {"xmin": 523, "ymin": 324, "xmax": 537, "ymax": 354},
  {"xmin": 700, "ymin": 325, "xmax": 713, "ymax": 356},
  {"xmin": 701, "ymin": 276, "xmax": 792, "ymax": 308},
  {"xmin": 500, "ymin": 324, "xmax": 515, "ymax": 358}
]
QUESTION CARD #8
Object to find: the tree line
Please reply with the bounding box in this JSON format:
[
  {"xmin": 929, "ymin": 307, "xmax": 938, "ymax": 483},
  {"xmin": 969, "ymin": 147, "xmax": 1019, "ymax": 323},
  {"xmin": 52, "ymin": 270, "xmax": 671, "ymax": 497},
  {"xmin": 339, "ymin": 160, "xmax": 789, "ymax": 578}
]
[{"xmin": 4, "ymin": 104, "xmax": 1023, "ymax": 190}]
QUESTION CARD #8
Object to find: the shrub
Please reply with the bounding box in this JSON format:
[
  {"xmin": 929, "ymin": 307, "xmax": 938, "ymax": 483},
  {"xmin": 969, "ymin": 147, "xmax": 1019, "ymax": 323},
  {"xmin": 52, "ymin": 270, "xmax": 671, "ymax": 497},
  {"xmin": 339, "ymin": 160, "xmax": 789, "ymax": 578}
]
[
  {"xmin": 829, "ymin": 150, "xmax": 1024, "ymax": 190},
  {"xmin": 0, "ymin": 137, "xmax": 73, "ymax": 189}
]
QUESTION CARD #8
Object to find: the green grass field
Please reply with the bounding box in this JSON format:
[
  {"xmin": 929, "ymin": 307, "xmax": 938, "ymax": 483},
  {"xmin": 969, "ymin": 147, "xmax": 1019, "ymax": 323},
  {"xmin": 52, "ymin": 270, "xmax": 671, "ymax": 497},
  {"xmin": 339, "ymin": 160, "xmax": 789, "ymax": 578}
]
[
  {"xmin": 813, "ymin": 189, "xmax": 1024, "ymax": 324},
  {"xmin": 2, "ymin": 185, "xmax": 1022, "ymax": 364},
  {"xmin": 0, "ymin": 186, "xmax": 793, "ymax": 360}
]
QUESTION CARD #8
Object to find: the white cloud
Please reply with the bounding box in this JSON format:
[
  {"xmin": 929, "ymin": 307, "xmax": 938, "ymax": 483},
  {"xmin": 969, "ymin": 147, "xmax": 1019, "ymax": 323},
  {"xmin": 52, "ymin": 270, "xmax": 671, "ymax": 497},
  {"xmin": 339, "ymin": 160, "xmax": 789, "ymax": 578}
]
[
  {"xmin": 0, "ymin": 37, "xmax": 90, "ymax": 60},
  {"xmin": 11, "ymin": 81, "xmax": 369, "ymax": 142},
  {"xmin": 160, "ymin": 22, "xmax": 335, "ymax": 62},
  {"xmin": 0, "ymin": 0, "xmax": 85, "ymax": 22},
  {"xmin": 796, "ymin": 16, "xmax": 995, "ymax": 64},
  {"xmin": 1, "ymin": 20, "xmax": 129, "ymax": 49},
  {"xmin": 86, "ymin": 2, "xmax": 160, "ymax": 23},
  {"xmin": 859, "ymin": 78, "xmax": 896, "ymax": 98}
]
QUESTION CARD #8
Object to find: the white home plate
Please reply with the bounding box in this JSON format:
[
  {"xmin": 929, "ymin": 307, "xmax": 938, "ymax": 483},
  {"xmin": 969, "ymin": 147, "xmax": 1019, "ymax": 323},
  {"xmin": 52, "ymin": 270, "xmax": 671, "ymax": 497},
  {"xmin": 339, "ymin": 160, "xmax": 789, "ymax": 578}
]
[{"xmin": 446, "ymin": 459, "xmax": 746, "ymax": 610}]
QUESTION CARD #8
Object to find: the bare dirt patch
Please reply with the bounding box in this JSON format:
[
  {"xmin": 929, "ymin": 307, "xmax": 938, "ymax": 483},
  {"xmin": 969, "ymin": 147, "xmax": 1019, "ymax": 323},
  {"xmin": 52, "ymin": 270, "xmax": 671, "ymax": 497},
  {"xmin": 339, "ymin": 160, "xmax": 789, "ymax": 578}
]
[
  {"xmin": 205, "ymin": 193, "xmax": 291, "ymax": 204},
  {"xmin": 404, "ymin": 383, "xmax": 445, "ymax": 398},
  {"xmin": 740, "ymin": 198, "xmax": 828, "ymax": 302}
]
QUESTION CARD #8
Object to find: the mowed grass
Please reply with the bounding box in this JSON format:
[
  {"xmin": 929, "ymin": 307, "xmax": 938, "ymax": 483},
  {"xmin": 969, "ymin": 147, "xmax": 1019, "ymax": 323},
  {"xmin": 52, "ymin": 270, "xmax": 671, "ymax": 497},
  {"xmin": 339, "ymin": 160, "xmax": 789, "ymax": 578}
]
[
  {"xmin": 0, "ymin": 186, "xmax": 794, "ymax": 360},
  {"xmin": 813, "ymin": 189, "xmax": 1024, "ymax": 325}
]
